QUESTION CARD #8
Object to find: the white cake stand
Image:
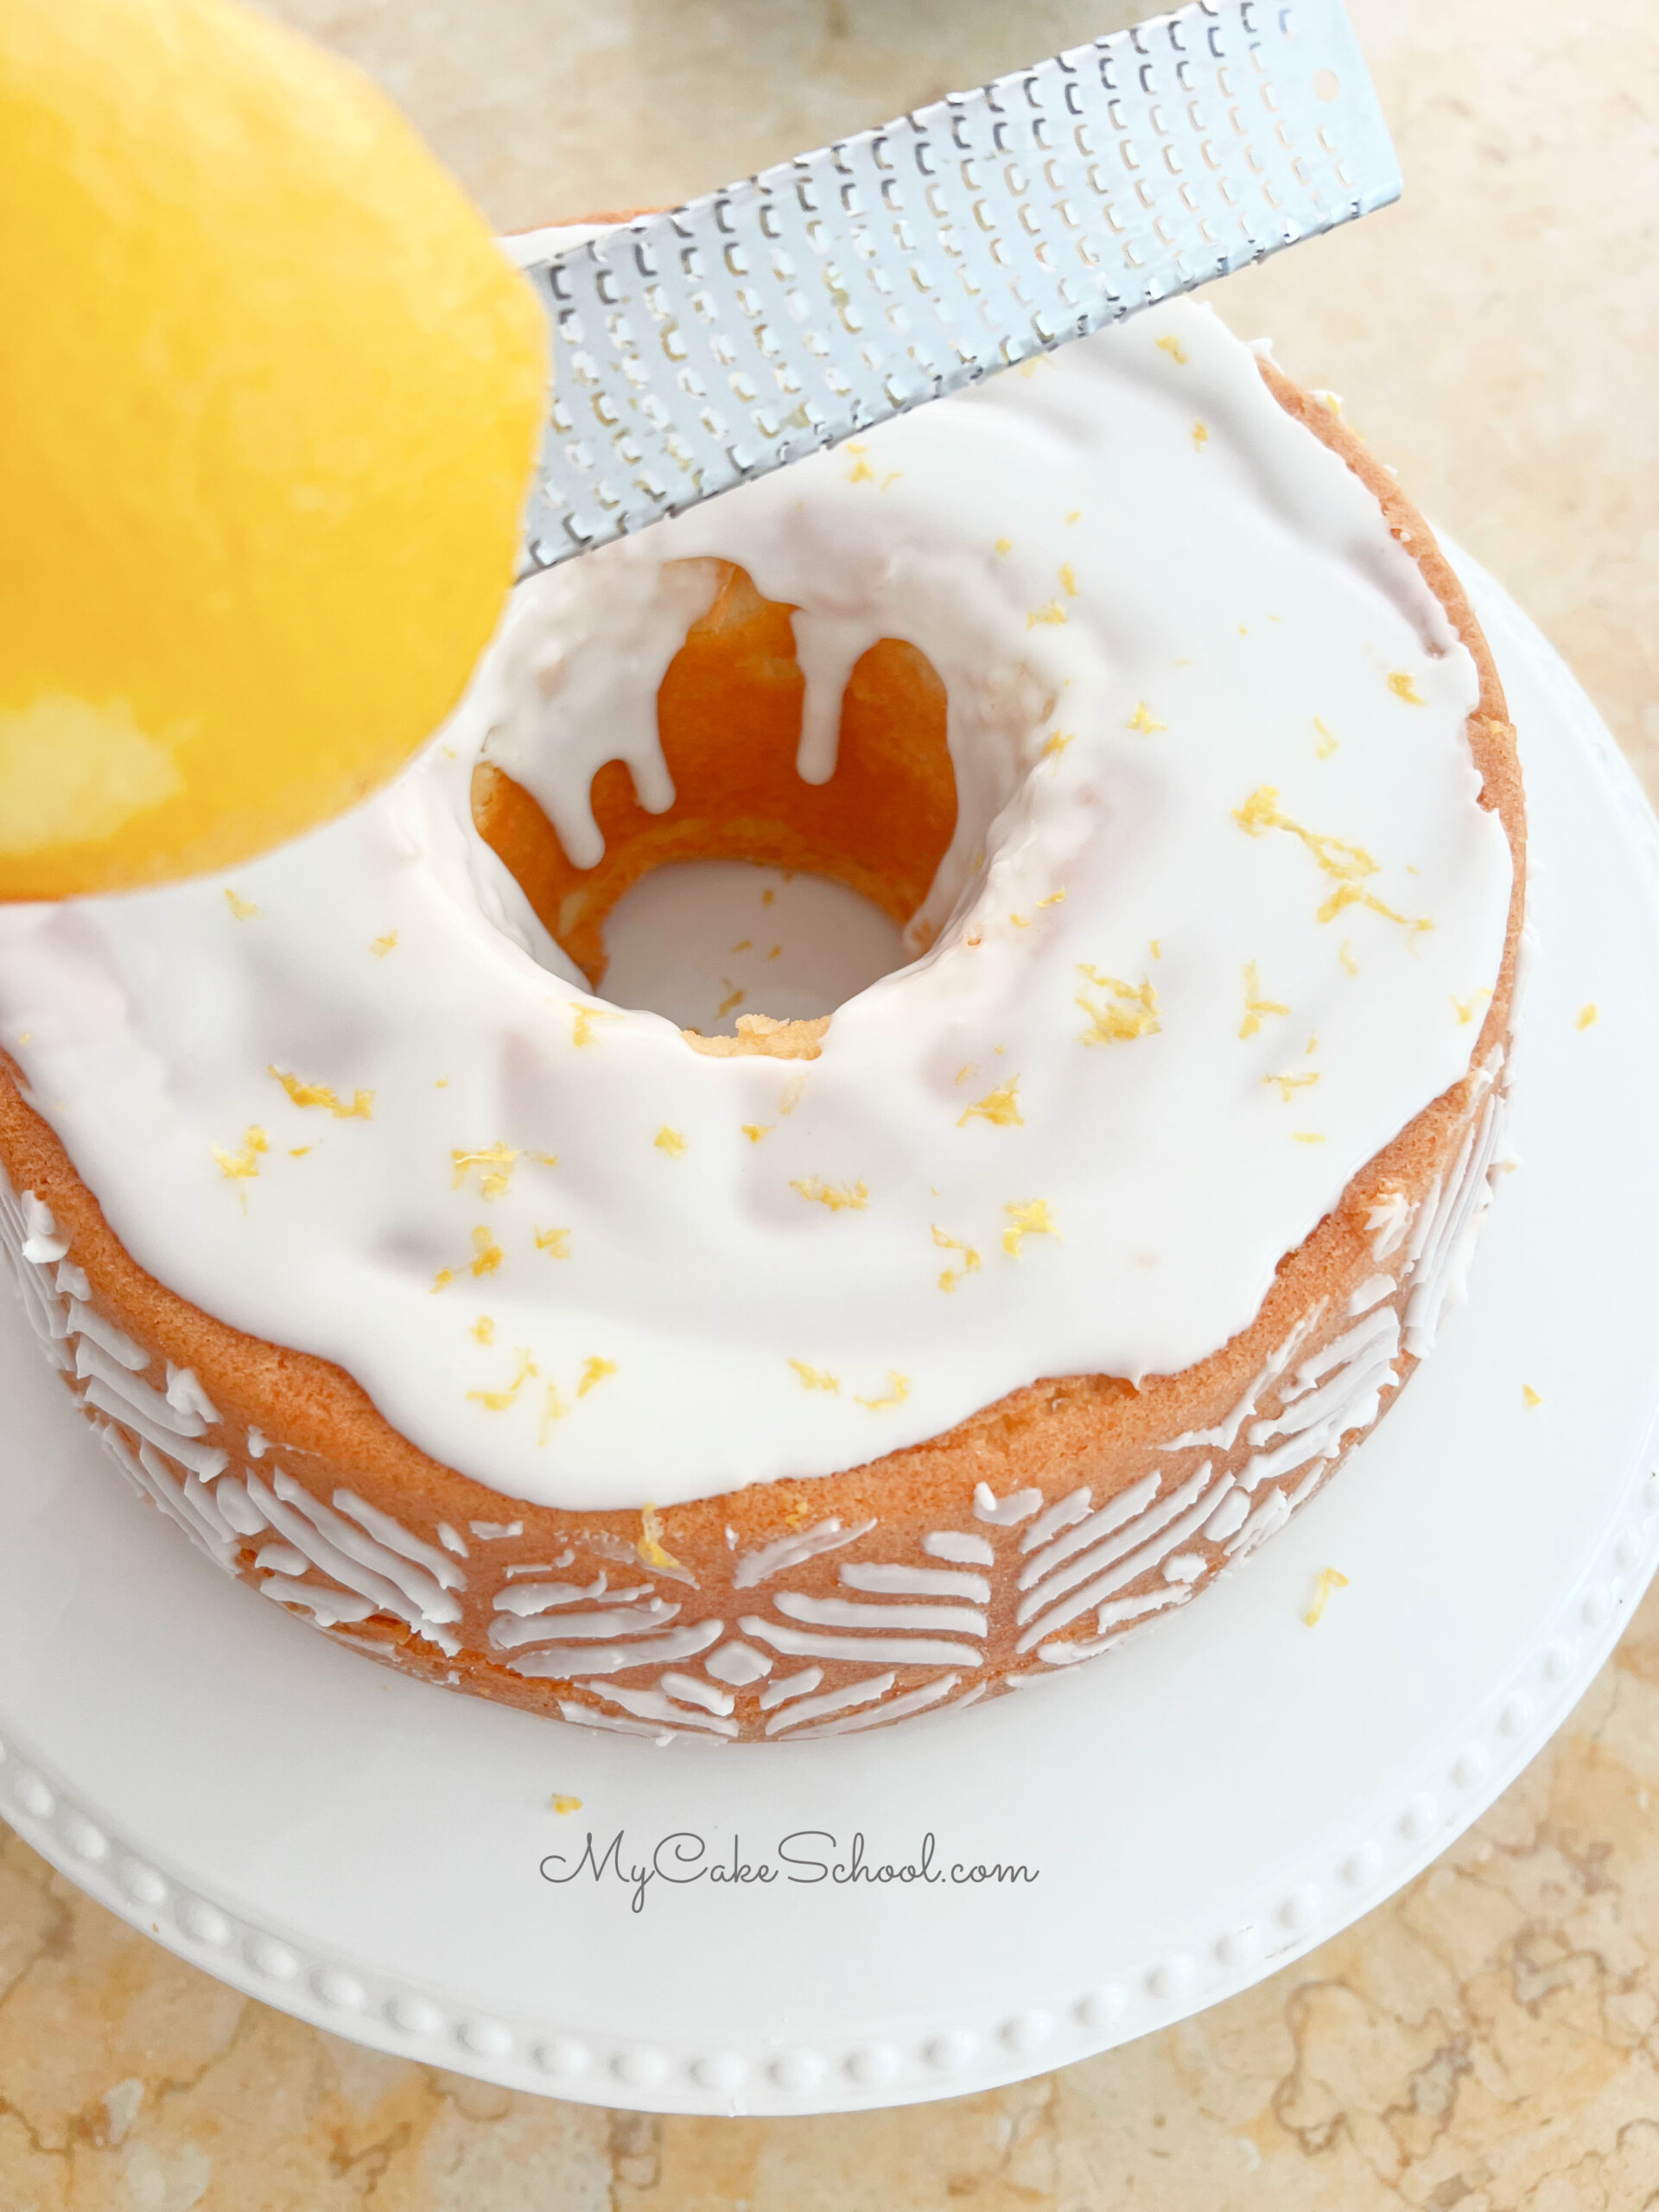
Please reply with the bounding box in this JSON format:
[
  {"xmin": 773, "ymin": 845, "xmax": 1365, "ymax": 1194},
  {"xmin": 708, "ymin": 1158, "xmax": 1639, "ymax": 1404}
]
[{"xmin": 2, "ymin": 554, "xmax": 1656, "ymax": 2118}]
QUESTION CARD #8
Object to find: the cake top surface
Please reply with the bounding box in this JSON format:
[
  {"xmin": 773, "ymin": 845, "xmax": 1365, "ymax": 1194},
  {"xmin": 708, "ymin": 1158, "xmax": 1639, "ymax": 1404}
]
[{"xmin": 0, "ymin": 283, "xmax": 1513, "ymax": 1510}]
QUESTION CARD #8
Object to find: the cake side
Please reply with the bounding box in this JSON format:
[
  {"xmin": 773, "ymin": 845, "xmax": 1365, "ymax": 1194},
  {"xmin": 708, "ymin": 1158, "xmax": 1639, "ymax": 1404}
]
[{"xmin": 0, "ymin": 1039, "xmax": 1506, "ymax": 1738}]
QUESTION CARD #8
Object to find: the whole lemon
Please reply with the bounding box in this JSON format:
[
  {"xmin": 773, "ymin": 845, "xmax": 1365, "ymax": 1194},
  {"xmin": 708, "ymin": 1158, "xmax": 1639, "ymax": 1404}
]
[{"xmin": 0, "ymin": 0, "xmax": 549, "ymax": 898}]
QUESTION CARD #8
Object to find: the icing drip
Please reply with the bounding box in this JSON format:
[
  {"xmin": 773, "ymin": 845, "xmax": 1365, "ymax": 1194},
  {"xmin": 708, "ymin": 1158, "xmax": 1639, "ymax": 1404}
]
[
  {"xmin": 1015, "ymin": 1464, "xmax": 1226, "ymax": 1651},
  {"xmin": 759, "ymin": 1666, "xmax": 823, "ymax": 1711},
  {"xmin": 783, "ymin": 1673, "xmax": 966, "ymax": 1739},
  {"xmin": 975, "ymin": 1486, "xmax": 1044, "ymax": 1526},
  {"xmin": 1404, "ymin": 1074, "xmax": 1506, "ymax": 1357},
  {"xmin": 732, "ymin": 1518, "xmax": 876, "ymax": 1588},
  {"xmin": 923, "ymin": 1530, "xmax": 995, "ymax": 1567},
  {"xmin": 765, "ymin": 1671, "xmax": 896, "ymax": 1735},
  {"xmin": 704, "ymin": 1639, "xmax": 772, "ymax": 1686},
  {"xmin": 507, "ymin": 1620, "xmax": 726, "ymax": 1681}
]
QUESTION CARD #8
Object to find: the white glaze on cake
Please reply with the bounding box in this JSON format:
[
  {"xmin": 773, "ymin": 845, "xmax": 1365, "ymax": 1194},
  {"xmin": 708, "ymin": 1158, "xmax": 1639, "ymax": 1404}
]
[{"xmin": 0, "ymin": 253, "xmax": 1511, "ymax": 1512}]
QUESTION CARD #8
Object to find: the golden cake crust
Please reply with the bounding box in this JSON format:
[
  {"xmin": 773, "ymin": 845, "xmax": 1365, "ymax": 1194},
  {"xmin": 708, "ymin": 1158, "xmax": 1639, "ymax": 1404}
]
[{"xmin": 0, "ymin": 356, "xmax": 1524, "ymax": 1740}]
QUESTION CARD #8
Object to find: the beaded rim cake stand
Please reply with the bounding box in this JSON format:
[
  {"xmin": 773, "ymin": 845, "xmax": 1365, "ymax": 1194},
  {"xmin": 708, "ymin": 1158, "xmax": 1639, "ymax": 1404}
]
[{"xmin": 1, "ymin": 552, "xmax": 1656, "ymax": 2118}]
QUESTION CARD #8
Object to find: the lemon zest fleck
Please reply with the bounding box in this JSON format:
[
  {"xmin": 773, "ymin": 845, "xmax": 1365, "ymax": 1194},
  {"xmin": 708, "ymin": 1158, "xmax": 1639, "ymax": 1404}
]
[
  {"xmin": 212, "ymin": 1125, "xmax": 269, "ymax": 1182},
  {"xmin": 550, "ymin": 1795, "xmax": 582, "ymax": 1815},
  {"xmin": 995, "ymin": 537, "xmax": 1013, "ymax": 555},
  {"xmin": 1578, "ymin": 1002, "xmax": 1599, "ymax": 1031},
  {"xmin": 779, "ymin": 1074, "xmax": 806, "ymax": 1116},
  {"xmin": 1313, "ymin": 717, "xmax": 1338, "ymax": 760},
  {"xmin": 452, "ymin": 1141, "xmax": 519, "ymax": 1198},
  {"xmin": 570, "ymin": 1002, "xmax": 623, "ymax": 1047},
  {"xmin": 1003, "ymin": 1198, "xmax": 1058, "ymax": 1256},
  {"xmin": 430, "ymin": 1268, "xmax": 454, "ymax": 1294},
  {"xmin": 1192, "ymin": 420, "xmax": 1209, "ymax": 449},
  {"xmin": 470, "ymin": 1315, "xmax": 494, "ymax": 1344},
  {"xmin": 655, "ymin": 1126, "xmax": 688, "ymax": 1158},
  {"xmin": 742, "ymin": 1123, "xmax": 773, "ymax": 1144},
  {"xmin": 1027, "ymin": 601, "xmax": 1067, "ymax": 628},
  {"xmin": 1293, "ymin": 1131, "xmax": 1327, "ymax": 1145},
  {"xmin": 1234, "ymin": 785, "xmax": 1374, "ymax": 878},
  {"xmin": 638, "ymin": 1503, "xmax": 683, "ymax": 1570},
  {"xmin": 717, "ymin": 984, "xmax": 746, "ymax": 1018},
  {"xmin": 1235, "ymin": 785, "xmax": 1431, "ymax": 934},
  {"xmin": 1303, "ymin": 1566, "xmax": 1350, "ymax": 1627},
  {"xmin": 932, "ymin": 1226, "xmax": 982, "ymax": 1294},
  {"xmin": 1388, "ymin": 671, "xmax": 1427, "ymax": 705},
  {"xmin": 467, "ymin": 1348, "xmax": 537, "ymax": 1411},
  {"xmin": 1452, "ymin": 988, "xmax": 1491, "ymax": 1026},
  {"xmin": 1125, "ymin": 700, "xmax": 1166, "ymax": 734},
  {"xmin": 1239, "ymin": 962, "xmax": 1290, "ymax": 1039},
  {"xmin": 470, "ymin": 1226, "xmax": 504, "ymax": 1277},
  {"xmin": 958, "ymin": 1077, "xmax": 1023, "ymax": 1128},
  {"xmin": 1043, "ymin": 730, "xmax": 1074, "ymax": 762},
  {"xmin": 730, "ymin": 939, "xmax": 753, "ymax": 954},
  {"xmin": 371, "ymin": 931, "xmax": 398, "ymax": 957},
  {"xmin": 1265, "ymin": 1070, "xmax": 1320, "ymax": 1103},
  {"xmin": 1058, "ymin": 563, "xmax": 1078, "ymax": 597},
  {"xmin": 1076, "ymin": 968, "xmax": 1160, "ymax": 1047},
  {"xmin": 1155, "ymin": 334, "xmax": 1189, "ymax": 365},
  {"xmin": 855, "ymin": 1371, "xmax": 911, "ymax": 1412},
  {"xmin": 538, "ymin": 1383, "xmax": 569, "ymax": 1443},
  {"xmin": 1038, "ymin": 890, "xmax": 1066, "ymax": 908},
  {"xmin": 270, "ymin": 1066, "xmax": 373, "ymax": 1120},
  {"xmin": 1523, "ymin": 1384, "xmax": 1543, "ymax": 1409},
  {"xmin": 791, "ymin": 1175, "xmax": 868, "ymax": 1212},
  {"xmin": 534, "ymin": 1225, "xmax": 570, "ymax": 1258},
  {"xmin": 224, "ymin": 889, "xmax": 259, "ymax": 920},
  {"xmin": 1339, "ymin": 940, "xmax": 1359, "ymax": 976},
  {"xmin": 578, "ymin": 1356, "xmax": 617, "ymax": 1399},
  {"xmin": 789, "ymin": 1360, "xmax": 841, "ymax": 1393},
  {"xmin": 1316, "ymin": 880, "xmax": 1433, "ymax": 932}
]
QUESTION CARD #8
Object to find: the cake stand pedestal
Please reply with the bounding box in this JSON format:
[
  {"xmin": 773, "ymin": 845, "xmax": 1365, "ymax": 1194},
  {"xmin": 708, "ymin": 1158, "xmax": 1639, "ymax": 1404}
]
[{"xmin": 2, "ymin": 554, "xmax": 1656, "ymax": 2116}]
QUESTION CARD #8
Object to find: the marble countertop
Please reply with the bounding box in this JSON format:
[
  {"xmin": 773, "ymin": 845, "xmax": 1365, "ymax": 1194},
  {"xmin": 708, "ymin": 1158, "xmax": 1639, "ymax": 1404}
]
[{"xmin": 4, "ymin": 0, "xmax": 1656, "ymax": 2200}]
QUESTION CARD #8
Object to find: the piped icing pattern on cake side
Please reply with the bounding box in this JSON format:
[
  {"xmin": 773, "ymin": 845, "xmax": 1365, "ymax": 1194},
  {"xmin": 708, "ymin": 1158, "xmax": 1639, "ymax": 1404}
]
[
  {"xmin": 0, "ymin": 283, "xmax": 1514, "ymax": 1513},
  {"xmin": 0, "ymin": 1057, "xmax": 1509, "ymax": 1741}
]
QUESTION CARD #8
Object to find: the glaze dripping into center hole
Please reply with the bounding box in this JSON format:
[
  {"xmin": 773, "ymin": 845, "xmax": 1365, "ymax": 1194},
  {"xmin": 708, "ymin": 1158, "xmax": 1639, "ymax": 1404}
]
[{"xmin": 473, "ymin": 560, "xmax": 957, "ymax": 1036}]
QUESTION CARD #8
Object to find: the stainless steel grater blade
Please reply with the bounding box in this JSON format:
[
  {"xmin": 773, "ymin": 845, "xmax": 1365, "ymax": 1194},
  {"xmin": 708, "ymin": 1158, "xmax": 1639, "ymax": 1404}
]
[{"xmin": 516, "ymin": 0, "xmax": 1399, "ymax": 575}]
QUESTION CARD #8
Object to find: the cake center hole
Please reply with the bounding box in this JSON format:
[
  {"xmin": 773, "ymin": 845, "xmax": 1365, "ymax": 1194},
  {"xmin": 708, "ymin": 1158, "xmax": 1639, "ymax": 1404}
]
[
  {"xmin": 597, "ymin": 861, "xmax": 906, "ymax": 1035},
  {"xmin": 474, "ymin": 559, "xmax": 958, "ymax": 1039}
]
